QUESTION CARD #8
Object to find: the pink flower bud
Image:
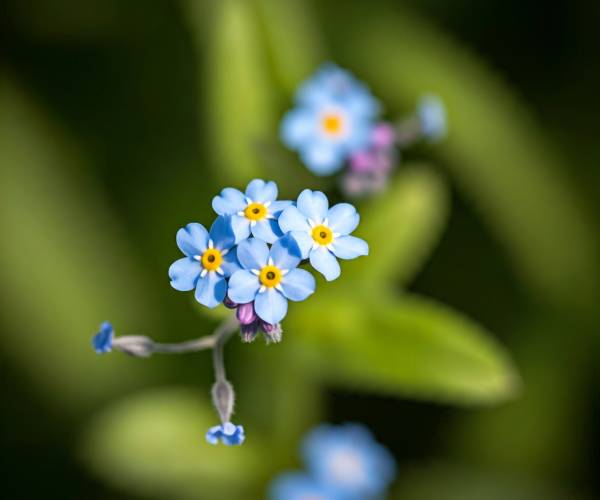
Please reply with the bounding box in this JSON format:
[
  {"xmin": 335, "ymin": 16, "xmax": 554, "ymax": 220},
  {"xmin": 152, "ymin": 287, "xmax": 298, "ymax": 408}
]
[{"xmin": 236, "ymin": 302, "xmax": 257, "ymax": 325}]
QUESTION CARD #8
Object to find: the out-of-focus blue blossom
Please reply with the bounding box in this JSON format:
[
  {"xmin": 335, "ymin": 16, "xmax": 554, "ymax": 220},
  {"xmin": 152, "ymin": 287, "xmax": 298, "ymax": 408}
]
[
  {"xmin": 302, "ymin": 424, "xmax": 396, "ymax": 498},
  {"xmin": 168, "ymin": 215, "xmax": 240, "ymax": 308},
  {"xmin": 279, "ymin": 190, "xmax": 368, "ymax": 281},
  {"xmin": 281, "ymin": 64, "xmax": 380, "ymax": 176},
  {"xmin": 227, "ymin": 234, "xmax": 315, "ymax": 324},
  {"xmin": 212, "ymin": 179, "xmax": 291, "ymax": 244},
  {"xmin": 269, "ymin": 472, "xmax": 346, "ymax": 500},
  {"xmin": 205, "ymin": 422, "xmax": 245, "ymax": 446},
  {"xmin": 92, "ymin": 321, "xmax": 114, "ymax": 354},
  {"xmin": 417, "ymin": 94, "xmax": 447, "ymax": 142}
]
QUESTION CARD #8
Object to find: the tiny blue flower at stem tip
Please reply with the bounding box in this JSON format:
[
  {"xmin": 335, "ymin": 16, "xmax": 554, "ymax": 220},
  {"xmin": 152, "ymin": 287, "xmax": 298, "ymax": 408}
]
[
  {"xmin": 227, "ymin": 233, "xmax": 316, "ymax": 325},
  {"xmin": 206, "ymin": 422, "xmax": 245, "ymax": 446},
  {"xmin": 212, "ymin": 179, "xmax": 292, "ymax": 244},
  {"xmin": 279, "ymin": 190, "xmax": 368, "ymax": 281},
  {"xmin": 92, "ymin": 321, "xmax": 114, "ymax": 354},
  {"xmin": 280, "ymin": 63, "xmax": 380, "ymax": 176},
  {"xmin": 168, "ymin": 215, "xmax": 240, "ymax": 308}
]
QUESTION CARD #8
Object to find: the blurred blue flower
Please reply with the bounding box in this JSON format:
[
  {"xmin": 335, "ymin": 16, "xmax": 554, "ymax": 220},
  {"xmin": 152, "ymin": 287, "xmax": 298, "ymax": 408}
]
[
  {"xmin": 279, "ymin": 190, "xmax": 368, "ymax": 281},
  {"xmin": 212, "ymin": 179, "xmax": 292, "ymax": 244},
  {"xmin": 417, "ymin": 94, "xmax": 447, "ymax": 142},
  {"xmin": 269, "ymin": 473, "xmax": 346, "ymax": 500},
  {"xmin": 281, "ymin": 64, "xmax": 380, "ymax": 176},
  {"xmin": 206, "ymin": 422, "xmax": 245, "ymax": 446},
  {"xmin": 227, "ymin": 233, "xmax": 315, "ymax": 324},
  {"xmin": 92, "ymin": 321, "xmax": 114, "ymax": 354},
  {"xmin": 168, "ymin": 215, "xmax": 240, "ymax": 308},
  {"xmin": 302, "ymin": 424, "xmax": 396, "ymax": 498}
]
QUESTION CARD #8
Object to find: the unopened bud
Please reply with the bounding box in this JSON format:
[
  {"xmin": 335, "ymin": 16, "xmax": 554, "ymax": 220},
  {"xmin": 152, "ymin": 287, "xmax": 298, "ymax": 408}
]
[
  {"xmin": 223, "ymin": 296, "xmax": 238, "ymax": 309},
  {"xmin": 236, "ymin": 302, "xmax": 257, "ymax": 325},
  {"xmin": 240, "ymin": 321, "xmax": 259, "ymax": 343},
  {"xmin": 112, "ymin": 335, "xmax": 155, "ymax": 357},
  {"xmin": 260, "ymin": 321, "xmax": 282, "ymax": 343},
  {"xmin": 211, "ymin": 379, "xmax": 235, "ymax": 424}
]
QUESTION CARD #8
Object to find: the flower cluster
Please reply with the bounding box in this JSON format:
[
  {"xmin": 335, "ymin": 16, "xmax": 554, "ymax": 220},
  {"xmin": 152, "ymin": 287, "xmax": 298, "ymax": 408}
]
[
  {"xmin": 280, "ymin": 63, "xmax": 447, "ymax": 196},
  {"xmin": 169, "ymin": 179, "xmax": 368, "ymax": 341},
  {"xmin": 269, "ymin": 423, "xmax": 397, "ymax": 500}
]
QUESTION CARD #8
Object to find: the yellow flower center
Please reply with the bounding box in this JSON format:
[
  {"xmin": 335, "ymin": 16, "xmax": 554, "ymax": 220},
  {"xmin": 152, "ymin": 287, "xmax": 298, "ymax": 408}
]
[
  {"xmin": 311, "ymin": 225, "xmax": 333, "ymax": 245},
  {"xmin": 201, "ymin": 248, "xmax": 222, "ymax": 271},
  {"xmin": 321, "ymin": 113, "xmax": 344, "ymax": 136},
  {"xmin": 259, "ymin": 265, "xmax": 282, "ymax": 288},
  {"xmin": 244, "ymin": 202, "xmax": 268, "ymax": 221}
]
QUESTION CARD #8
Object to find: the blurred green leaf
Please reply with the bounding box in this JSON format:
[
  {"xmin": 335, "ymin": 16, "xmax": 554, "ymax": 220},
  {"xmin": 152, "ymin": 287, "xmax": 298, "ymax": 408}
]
[
  {"xmin": 255, "ymin": 0, "xmax": 326, "ymax": 94},
  {"xmin": 81, "ymin": 387, "xmax": 266, "ymax": 500},
  {"xmin": 342, "ymin": 164, "xmax": 449, "ymax": 288},
  {"xmin": 289, "ymin": 293, "xmax": 518, "ymax": 405},
  {"xmin": 393, "ymin": 463, "xmax": 574, "ymax": 500},
  {"xmin": 0, "ymin": 76, "xmax": 159, "ymax": 412},
  {"xmin": 185, "ymin": 0, "xmax": 275, "ymax": 184},
  {"xmin": 330, "ymin": 4, "xmax": 600, "ymax": 311}
]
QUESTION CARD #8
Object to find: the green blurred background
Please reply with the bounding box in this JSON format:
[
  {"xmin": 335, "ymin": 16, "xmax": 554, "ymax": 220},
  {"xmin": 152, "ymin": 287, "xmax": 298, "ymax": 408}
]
[{"xmin": 1, "ymin": 0, "xmax": 599, "ymax": 499}]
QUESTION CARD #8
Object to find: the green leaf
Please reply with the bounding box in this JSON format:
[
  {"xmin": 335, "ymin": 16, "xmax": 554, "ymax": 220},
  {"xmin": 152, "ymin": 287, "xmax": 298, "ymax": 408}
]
[
  {"xmin": 81, "ymin": 387, "xmax": 266, "ymax": 500},
  {"xmin": 0, "ymin": 76, "xmax": 159, "ymax": 412},
  {"xmin": 342, "ymin": 164, "xmax": 449, "ymax": 288},
  {"xmin": 255, "ymin": 0, "xmax": 326, "ymax": 94},
  {"xmin": 329, "ymin": 4, "xmax": 600, "ymax": 310},
  {"xmin": 185, "ymin": 0, "xmax": 275, "ymax": 184},
  {"xmin": 288, "ymin": 293, "xmax": 519, "ymax": 405}
]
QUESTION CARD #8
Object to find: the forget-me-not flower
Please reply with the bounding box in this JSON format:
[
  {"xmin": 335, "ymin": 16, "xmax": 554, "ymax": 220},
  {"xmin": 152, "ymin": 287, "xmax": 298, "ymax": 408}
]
[
  {"xmin": 281, "ymin": 64, "xmax": 380, "ymax": 176},
  {"xmin": 417, "ymin": 94, "xmax": 447, "ymax": 142},
  {"xmin": 269, "ymin": 473, "xmax": 346, "ymax": 500},
  {"xmin": 169, "ymin": 215, "xmax": 240, "ymax": 308},
  {"xmin": 227, "ymin": 234, "xmax": 316, "ymax": 324},
  {"xmin": 206, "ymin": 422, "xmax": 245, "ymax": 446},
  {"xmin": 92, "ymin": 321, "xmax": 114, "ymax": 354},
  {"xmin": 212, "ymin": 179, "xmax": 292, "ymax": 244},
  {"xmin": 302, "ymin": 424, "xmax": 396, "ymax": 498},
  {"xmin": 279, "ymin": 190, "xmax": 368, "ymax": 281}
]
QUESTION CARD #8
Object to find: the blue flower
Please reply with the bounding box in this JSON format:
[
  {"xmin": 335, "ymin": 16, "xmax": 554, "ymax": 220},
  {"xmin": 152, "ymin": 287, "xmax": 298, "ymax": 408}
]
[
  {"xmin": 168, "ymin": 215, "xmax": 240, "ymax": 308},
  {"xmin": 269, "ymin": 473, "xmax": 346, "ymax": 500},
  {"xmin": 279, "ymin": 190, "xmax": 368, "ymax": 281},
  {"xmin": 227, "ymin": 234, "xmax": 316, "ymax": 324},
  {"xmin": 280, "ymin": 64, "xmax": 380, "ymax": 176},
  {"xmin": 206, "ymin": 422, "xmax": 245, "ymax": 446},
  {"xmin": 417, "ymin": 94, "xmax": 447, "ymax": 142},
  {"xmin": 302, "ymin": 424, "xmax": 396, "ymax": 498},
  {"xmin": 212, "ymin": 179, "xmax": 292, "ymax": 244},
  {"xmin": 92, "ymin": 321, "xmax": 114, "ymax": 354}
]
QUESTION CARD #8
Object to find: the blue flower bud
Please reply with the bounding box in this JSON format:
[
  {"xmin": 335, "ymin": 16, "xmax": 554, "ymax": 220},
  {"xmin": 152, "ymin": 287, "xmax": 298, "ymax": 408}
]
[
  {"xmin": 92, "ymin": 321, "xmax": 114, "ymax": 354},
  {"xmin": 206, "ymin": 422, "xmax": 245, "ymax": 446}
]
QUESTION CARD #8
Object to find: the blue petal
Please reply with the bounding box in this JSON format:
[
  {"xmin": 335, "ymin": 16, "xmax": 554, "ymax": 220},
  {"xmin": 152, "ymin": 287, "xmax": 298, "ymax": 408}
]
[
  {"xmin": 209, "ymin": 215, "xmax": 236, "ymax": 250},
  {"xmin": 332, "ymin": 236, "xmax": 369, "ymax": 260},
  {"xmin": 92, "ymin": 321, "xmax": 114, "ymax": 353},
  {"xmin": 254, "ymin": 288, "xmax": 288, "ymax": 324},
  {"xmin": 245, "ymin": 179, "xmax": 278, "ymax": 204},
  {"xmin": 205, "ymin": 425, "xmax": 221, "ymax": 445},
  {"xmin": 278, "ymin": 205, "xmax": 310, "ymax": 234},
  {"xmin": 228, "ymin": 269, "xmax": 260, "ymax": 303},
  {"xmin": 309, "ymin": 247, "xmax": 340, "ymax": 281},
  {"xmin": 280, "ymin": 108, "xmax": 316, "ymax": 148},
  {"xmin": 220, "ymin": 247, "xmax": 241, "ymax": 277},
  {"xmin": 288, "ymin": 230, "xmax": 313, "ymax": 259},
  {"xmin": 269, "ymin": 472, "xmax": 343, "ymax": 500},
  {"xmin": 251, "ymin": 218, "xmax": 283, "ymax": 244},
  {"xmin": 270, "ymin": 233, "xmax": 302, "ymax": 270},
  {"xmin": 327, "ymin": 203, "xmax": 360, "ymax": 235},
  {"xmin": 194, "ymin": 272, "xmax": 227, "ymax": 308},
  {"xmin": 268, "ymin": 200, "xmax": 293, "ymax": 216},
  {"xmin": 176, "ymin": 223, "xmax": 209, "ymax": 257},
  {"xmin": 230, "ymin": 214, "xmax": 251, "ymax": 244},
  {"xmin": 297, "ymin": 189, "xmax": 329, "ymax": 223},
  {"xmin": 169, "ymin": 257, "xmax": 200, "ymax": 291},
  {"xmin": 222, "ymin": 424, "xmax": 245, "ymax": 446},
  {"xmin": 212, "ymin": 187, "xmax": 246, "ymax": 215},
  {"xmin": 236, "ymin": 238, "xmax": 270, "ymax": 270},
  {"xmin": 418, "ymin": 94, "xmax": 447, "ymax": 142},
  {"xmin": 300, "ymin": 141, "xmax": 345, "ymax": 176},
  {"xmin": 280, "ymin": 268, "xmax": 315, "ymax": 302}
]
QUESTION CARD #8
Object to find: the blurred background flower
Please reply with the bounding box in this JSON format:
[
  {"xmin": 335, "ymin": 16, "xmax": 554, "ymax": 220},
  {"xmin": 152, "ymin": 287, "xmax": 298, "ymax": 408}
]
[{"xmin": 1, "ymin": 0, "xmax": 599, "ymax": 499}]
